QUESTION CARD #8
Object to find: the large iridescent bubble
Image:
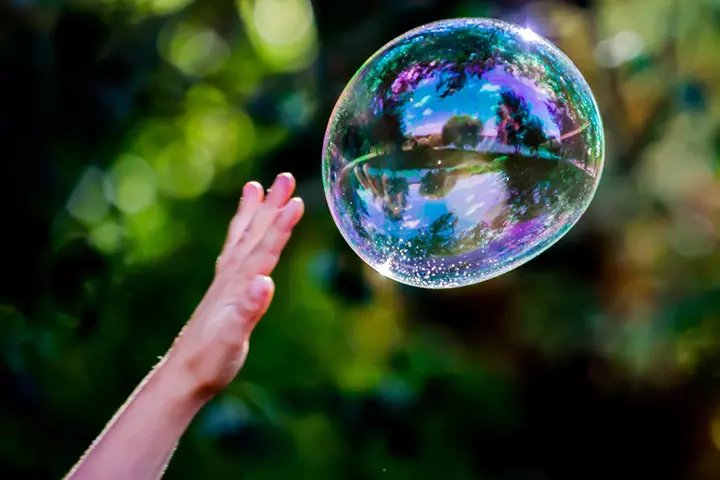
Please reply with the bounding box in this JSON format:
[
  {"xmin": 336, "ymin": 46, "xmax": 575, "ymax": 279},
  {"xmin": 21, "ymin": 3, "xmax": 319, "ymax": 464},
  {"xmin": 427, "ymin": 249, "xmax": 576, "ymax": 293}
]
[{"xmin": 322, "ymin": 18, "xmax": 604, "ymax": 289}]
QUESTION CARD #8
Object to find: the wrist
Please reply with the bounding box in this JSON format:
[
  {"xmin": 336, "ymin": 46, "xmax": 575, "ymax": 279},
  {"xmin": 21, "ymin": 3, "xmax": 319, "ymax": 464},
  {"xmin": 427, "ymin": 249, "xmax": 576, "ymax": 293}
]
[{"xmin": 152, "ymin": 355, "xmax": 211, "ymax": 413}]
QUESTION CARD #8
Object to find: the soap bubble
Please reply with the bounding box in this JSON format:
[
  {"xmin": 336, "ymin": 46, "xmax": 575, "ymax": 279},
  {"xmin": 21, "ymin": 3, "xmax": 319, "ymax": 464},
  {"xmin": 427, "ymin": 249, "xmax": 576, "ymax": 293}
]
[{"xmin": 322, "ymin": 18, "xmax": 604, "ymax": 289}]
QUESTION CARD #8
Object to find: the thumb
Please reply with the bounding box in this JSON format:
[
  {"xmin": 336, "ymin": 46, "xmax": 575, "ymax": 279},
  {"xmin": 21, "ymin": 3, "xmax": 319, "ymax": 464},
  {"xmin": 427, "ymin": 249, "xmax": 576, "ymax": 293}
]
[
  {"xmin": 201, "ymin": 276, "xmax": 275, "ymax": 343},
  {"xmin": 243, "ymin": 275, "xmax": 275, "ymax": 330}
]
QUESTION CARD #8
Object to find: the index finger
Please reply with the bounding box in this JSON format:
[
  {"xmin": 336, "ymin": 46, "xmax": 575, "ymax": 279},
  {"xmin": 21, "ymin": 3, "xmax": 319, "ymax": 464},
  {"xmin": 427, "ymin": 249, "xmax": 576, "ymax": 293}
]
[{"xmin": 222, "ymin": 181, "xmax": 264, "ymax": 256}]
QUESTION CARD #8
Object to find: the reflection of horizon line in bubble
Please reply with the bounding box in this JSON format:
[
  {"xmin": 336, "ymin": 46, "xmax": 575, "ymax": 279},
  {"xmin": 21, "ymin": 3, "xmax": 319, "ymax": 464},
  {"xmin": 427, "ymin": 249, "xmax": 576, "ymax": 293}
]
[{"xmin": 336, "ymin": 142, "xmax": 596, "ymax": 184}]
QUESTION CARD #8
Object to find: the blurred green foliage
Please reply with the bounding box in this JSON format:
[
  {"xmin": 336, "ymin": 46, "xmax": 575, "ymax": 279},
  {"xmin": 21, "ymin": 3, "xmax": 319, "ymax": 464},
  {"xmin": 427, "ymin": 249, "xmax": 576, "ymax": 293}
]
[{"xmin": 3, "ymin": 0, "xmax": 720, "ymax": 478}]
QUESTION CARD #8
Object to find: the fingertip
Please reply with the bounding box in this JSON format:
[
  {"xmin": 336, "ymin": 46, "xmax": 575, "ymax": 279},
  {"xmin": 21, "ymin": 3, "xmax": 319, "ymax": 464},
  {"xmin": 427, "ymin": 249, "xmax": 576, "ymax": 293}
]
[
  {"xmin": 243, "ymin": 181, "xmax": 264, "ymax": 198},
  {"xmin": 294, "ymin": 197, "xmax": 305, "ymax": 219},
  {"xmin": 239, "ymin": 182, "xmax": 264, "ymax": 210},
  {"xmin": 265, "ymin": 173, "xmax": 296, "ymax": 206},
  {"xmin": 289, "ymin": 196, "xmax": 304, "ymax": 212},
  {"xmin": 249, "ymin": 275, "xmax": 275, "ymax": 301},
  {"xmin": 279, "ymin": 197, "xmax": 305, "ymax": 225},
  {"xmin": 278, "ymin": 172, "xmax": 295, "ymax": 183},
  {"xmin": 274, "ymin": 173, "xmax": 295, "ymax": 191}
]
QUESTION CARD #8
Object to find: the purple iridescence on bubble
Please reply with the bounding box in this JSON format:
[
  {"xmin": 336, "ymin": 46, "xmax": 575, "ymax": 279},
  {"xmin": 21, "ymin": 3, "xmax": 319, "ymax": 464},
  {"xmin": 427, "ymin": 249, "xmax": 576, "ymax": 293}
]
[{"xmin": 322, "ymin": 18, "xmax": 604, "ymax": 289}]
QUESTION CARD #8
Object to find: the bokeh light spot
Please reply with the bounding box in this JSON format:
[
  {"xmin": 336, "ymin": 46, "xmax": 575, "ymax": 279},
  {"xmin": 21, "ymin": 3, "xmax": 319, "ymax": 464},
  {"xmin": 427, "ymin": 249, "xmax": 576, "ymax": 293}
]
[
  {"xmin": 89, "ymin": 220, "xmax": 125, "ymax": 253},
  {"xmin": 185, "ymin": 84, "xmax": 228, "ymax": 111},
  {"xmin": 123, "ymin": 203, "xmax": 180, "ymax": 263},
  {"xmin": 67, "ymin": 167, "xmax": 111, "ymax": 226},
  {"xmin": 595, "ymin": 31, "xmax": 644, "ymax": 69},
  {"xmin": 253, "ymin": 0, "xmax": 312, "ymax": 46},
  {"xmin": 238, "ymin": 0, "xmax": 318, "ymax": 72},
  {"xmin": 105, "ymin": 154, "xmax": 157, "ymax": 214},
  {"xmin": 162, "ymin": 22, "xmax": 230, "ymax": 77},
  {"xmin": 143, "ymin": 0, "xmax": 196, "ymax": 15},
  {"xmin": 181, "ymin": 87, "xmax": 256, "ymax": 168},
  {"xmin": 155, "ymin": 141, "xmax": 215, "ymax": 199}
]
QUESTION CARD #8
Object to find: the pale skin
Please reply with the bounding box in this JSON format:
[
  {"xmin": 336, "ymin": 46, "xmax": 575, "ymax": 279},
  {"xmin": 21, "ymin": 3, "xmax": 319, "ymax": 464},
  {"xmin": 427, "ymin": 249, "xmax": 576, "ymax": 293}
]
[{"xmin": 65, "ymin": 173, "xmax": 305, "ymax": 480}]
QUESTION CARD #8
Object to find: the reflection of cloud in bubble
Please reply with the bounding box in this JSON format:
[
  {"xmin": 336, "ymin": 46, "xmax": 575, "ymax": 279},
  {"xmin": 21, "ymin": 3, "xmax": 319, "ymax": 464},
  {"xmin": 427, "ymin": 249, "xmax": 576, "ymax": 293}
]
[
  {"xmin": 482, "ymin": 117, "xmax": 498, "ymax": 137},
  {"xmin": 403, "ymin": 66, "xmax": 562, "ymax": 141},
  {"xmin": 372, "ymin": 171, "xmax": 510, "ymax": 244},
  {"xmin": 445, "ymin": 173, "xmax": 507, "ymax": 227},
  {"xmin": 402, "ymin": 218, "xmax": 422, "ymax": 229},
  {"xmin": 413, "ymin": 95, "xmax": 431, "ymax": 108},
  {"xmin": 412, "ymin": 121, "xmax": 446, "ymax": 136},
  {"xmin": 465, "ymin": 202, "xmax": 485, "ymax": 216}
]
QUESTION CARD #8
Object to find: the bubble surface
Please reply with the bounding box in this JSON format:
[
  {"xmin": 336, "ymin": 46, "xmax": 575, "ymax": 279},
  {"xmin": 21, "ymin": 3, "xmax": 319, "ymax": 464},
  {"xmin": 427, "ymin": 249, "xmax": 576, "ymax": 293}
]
[{"xmin": 322, "ymin": 18, "xmax": 604, "ymax": 289}]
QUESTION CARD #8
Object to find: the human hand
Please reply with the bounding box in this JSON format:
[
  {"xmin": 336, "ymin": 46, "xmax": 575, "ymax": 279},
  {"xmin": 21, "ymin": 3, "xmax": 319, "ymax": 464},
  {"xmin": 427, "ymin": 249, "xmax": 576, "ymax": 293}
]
[
  {"xmin": 64, "ymin": 173, "xmax": 303, "ymax": 480},
  {"xmin": 167, "ymin": 173, "xmax": 304, "ymax": 400}
]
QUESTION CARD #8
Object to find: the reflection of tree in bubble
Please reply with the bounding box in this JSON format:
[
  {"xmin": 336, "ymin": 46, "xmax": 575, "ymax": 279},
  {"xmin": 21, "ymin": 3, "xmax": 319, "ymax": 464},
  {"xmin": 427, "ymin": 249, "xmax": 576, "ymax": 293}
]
[
  {"xmin": 353, "ymin": 163, "xmax": 409, "ymax": 221},
  {"xmin": 455, "ymin": 222, "xmax": 494, "ymax": 253},
  {"xmin": 356, "ymin": 25, "xmax": 592, "ymax": 165},
  {"xmin": 342, "ymin": 170, "xmax": 372, "ymax": 241},
  {"xmin": 523, "ymin": 117, "xmax": 550, "ymax": 155},
  {"xmin": 341, "ymin": 122, "xmax": 365, "ymax": 160},
  {"xmin": 433, "ymin": 31, "xmax": 501, "ymax": 99},
  {"xmin": 547, "ymin": 101, "xmax": 583, "ymax": 162},
  {"xmin": 496, "ymin": 89, "xmax": 556, "ymax": 157},
  {"xmin": 373, "ymin": 108, "xmax": 406, "ymax": 153},
  {"xmin": 441, "ymin": 115, "xmax": 483, "ymax": 149},
  {"xmin": 410, "ymin": 211, "xmax": 460, "ymax": 257},
  {"xmin": 502, "ymin": 155, "xmax": 559, "ymax": 223},
  {"xmin": 496, "ymin": 89, "xmax": 529, "ymax": 150},
  {"xmin": 362, "ymin": 29, "xmax": 506, "ymax": 151},
  {"xmin": 419, "ymin": 169, "xmax": 459, "ymax": 199},
  {"xmin": 381, "ymin": 173, "xmax": 410, "ymax": 221}
]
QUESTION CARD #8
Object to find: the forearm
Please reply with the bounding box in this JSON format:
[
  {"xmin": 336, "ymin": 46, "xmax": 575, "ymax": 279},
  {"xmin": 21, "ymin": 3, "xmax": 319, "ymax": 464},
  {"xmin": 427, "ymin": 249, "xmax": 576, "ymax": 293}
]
[{"xmin": 65, "ymin": 357, "xmax": 206, "ymax": 480}]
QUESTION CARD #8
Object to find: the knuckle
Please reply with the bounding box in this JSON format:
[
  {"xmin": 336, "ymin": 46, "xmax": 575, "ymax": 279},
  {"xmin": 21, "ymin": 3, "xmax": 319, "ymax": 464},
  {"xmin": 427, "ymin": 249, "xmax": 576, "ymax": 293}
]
[
  {"xmin": 220, "ymin": 249, "xmax": 245, "ymax": 273},
  {"xmin": 236, "ymin": 230, "xmax": 250, "ymax": 245},
  {"xmin": 245, "ymin": 251, "xmax": 280, "ymax": 277},
  {"xmin": 262, "ymin": 250, "xmax": 281, "ymax": 268},
  {"xmin": 231, "ymin": 299, "xmax": 261, "ymax": 321},
  {"xmin": 218, "ymin": 333, "xmax": 246, "ymax": 352}
]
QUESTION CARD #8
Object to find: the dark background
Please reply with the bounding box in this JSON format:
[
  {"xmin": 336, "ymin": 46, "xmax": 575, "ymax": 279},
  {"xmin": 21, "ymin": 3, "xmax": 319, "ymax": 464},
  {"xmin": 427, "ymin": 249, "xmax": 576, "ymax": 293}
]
[{"xmin": 2, "ymin": 0, "xmax": 720, "ymax": 478}]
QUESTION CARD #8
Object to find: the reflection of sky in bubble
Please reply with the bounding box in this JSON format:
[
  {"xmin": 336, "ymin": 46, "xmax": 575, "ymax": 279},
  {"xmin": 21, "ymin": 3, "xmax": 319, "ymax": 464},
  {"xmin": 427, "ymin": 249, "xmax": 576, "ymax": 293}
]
[
  {"xmin": 322, "ymin": 18, "xmax": 605, "ymax": 289},
  {"xmin": 406, "ymin": 66, "xmax": 561, "ymax": 141}
]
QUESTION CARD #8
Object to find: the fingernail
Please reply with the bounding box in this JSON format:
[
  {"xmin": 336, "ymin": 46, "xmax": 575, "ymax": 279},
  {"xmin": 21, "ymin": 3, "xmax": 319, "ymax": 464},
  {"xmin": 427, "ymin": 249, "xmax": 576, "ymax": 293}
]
[
  {"xmin": 245, "ymin": 181, "xmax": 262, "ymax": 194},
  {"xmin": 249, "ymin": 275, "xmax": 271, "ymax": 299},
  {"xmin": 279, "ymin": 197, "xmax": 304, "ymax": 223}
]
